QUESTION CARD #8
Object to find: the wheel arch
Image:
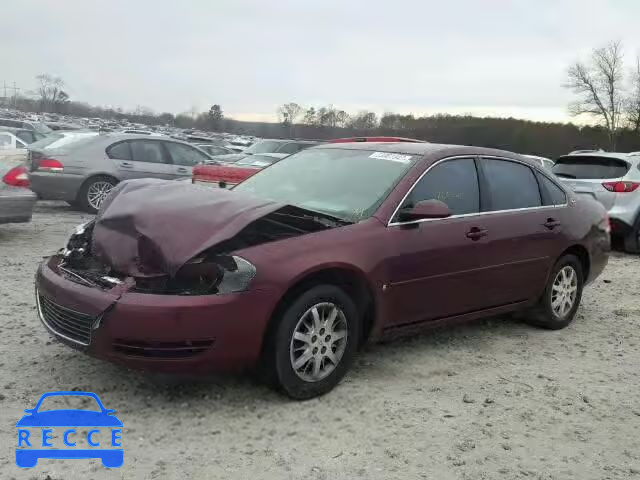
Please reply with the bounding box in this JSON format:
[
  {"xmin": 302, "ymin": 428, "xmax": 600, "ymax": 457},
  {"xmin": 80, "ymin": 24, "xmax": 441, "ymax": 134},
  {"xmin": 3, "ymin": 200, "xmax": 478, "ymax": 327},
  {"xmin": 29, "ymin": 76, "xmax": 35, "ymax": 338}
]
[
  {"xmin": 75, "ymin": 173, "xmax": 120, "ymax": 200},
  {"xmin": 262, "ymin": 264, "xmax": 378, "ymax": 355},
  {"xmin": 560, "ymin": 244, "xmax": 590, "ymax": 281}
]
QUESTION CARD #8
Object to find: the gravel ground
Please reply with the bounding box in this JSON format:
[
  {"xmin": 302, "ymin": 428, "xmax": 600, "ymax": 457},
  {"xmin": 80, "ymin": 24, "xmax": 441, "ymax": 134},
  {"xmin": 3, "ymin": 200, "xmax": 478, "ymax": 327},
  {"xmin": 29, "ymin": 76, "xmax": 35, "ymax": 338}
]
[{"xmin": 1, "ymin": 202, "xmax": 639, "ymax": 480}]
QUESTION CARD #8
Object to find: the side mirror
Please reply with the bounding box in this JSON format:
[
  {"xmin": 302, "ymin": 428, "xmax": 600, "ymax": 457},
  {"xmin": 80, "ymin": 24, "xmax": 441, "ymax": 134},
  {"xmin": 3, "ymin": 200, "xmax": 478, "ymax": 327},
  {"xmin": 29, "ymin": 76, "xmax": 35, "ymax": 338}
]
[{"xmin": 398, "ymin": 199, "xmax": 452, "ymax": 222}]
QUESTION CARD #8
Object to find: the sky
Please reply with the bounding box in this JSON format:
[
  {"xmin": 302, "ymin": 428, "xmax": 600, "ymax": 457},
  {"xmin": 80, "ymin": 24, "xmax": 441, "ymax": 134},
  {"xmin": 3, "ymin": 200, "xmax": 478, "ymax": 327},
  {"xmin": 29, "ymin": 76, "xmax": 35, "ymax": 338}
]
[{"xmin": 4, "ymin": 0, "xmax": 640, "ymax": 123}]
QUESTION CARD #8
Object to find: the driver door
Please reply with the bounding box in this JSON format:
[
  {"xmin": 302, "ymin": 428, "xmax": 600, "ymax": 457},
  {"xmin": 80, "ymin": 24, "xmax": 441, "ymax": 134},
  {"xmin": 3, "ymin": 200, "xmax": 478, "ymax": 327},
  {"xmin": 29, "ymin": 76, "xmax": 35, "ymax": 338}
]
[{"xmin": 383, "ymin": 157, "xmax": 495, "ymax": 326}]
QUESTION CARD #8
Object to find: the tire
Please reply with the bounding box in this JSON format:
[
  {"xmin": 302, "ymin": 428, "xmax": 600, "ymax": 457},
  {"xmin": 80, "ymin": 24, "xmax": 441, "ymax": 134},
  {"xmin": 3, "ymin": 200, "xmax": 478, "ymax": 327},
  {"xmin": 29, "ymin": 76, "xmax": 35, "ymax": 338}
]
[
  {"xmin": 524, "ymin": 254, "xmax": 584, "ymax": 330},
  {"xmin": 77, "ymin": 175, "xmax": 117, "ymax": 214},
  {"xmin": 265, "ymin": 285, "xmax": 360, "ymax": 400},
  {"xmin": 623, "ymin": 222, "xmax": 640, "ymax": 254}
]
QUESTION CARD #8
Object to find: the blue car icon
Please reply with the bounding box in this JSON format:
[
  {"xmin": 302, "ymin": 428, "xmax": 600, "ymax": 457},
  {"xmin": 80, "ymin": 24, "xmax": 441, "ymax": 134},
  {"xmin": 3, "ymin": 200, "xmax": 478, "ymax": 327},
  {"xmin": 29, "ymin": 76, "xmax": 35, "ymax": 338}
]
[{"xmin": 16, "ymin": 391, "xmax": 123, "ymax": 468}]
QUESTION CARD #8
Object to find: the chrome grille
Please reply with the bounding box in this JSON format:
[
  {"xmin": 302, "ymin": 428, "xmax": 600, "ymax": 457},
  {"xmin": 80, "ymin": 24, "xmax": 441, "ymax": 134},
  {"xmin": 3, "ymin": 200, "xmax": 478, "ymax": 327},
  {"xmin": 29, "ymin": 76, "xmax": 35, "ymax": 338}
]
[{"xmin": 37, "ymin": 294, "xmax": 97, "ymax": 346}]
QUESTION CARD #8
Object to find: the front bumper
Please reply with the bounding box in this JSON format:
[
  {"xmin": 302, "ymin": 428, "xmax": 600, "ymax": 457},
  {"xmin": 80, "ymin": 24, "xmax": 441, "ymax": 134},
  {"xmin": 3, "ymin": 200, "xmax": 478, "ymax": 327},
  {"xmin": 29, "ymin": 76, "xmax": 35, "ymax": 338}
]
[{"xmin": 35, "ymin": 259, "xmax": 277, "ymax": 372}]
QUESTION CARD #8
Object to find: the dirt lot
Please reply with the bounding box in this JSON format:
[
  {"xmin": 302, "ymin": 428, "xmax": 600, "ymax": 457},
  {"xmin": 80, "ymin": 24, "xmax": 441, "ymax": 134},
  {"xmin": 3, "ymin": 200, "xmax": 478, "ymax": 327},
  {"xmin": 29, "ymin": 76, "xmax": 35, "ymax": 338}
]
[{"xmin": 0, "ymin": 202, "xmax": 639, "ymax": 480}]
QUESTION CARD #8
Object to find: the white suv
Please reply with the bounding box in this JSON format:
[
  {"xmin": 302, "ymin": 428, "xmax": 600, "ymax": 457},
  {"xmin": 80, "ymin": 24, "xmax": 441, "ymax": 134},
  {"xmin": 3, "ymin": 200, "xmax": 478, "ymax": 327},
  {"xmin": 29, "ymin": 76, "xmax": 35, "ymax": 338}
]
[{"xmin": 553, "ymin": 151, "xmax": 640, "ymax": 253}]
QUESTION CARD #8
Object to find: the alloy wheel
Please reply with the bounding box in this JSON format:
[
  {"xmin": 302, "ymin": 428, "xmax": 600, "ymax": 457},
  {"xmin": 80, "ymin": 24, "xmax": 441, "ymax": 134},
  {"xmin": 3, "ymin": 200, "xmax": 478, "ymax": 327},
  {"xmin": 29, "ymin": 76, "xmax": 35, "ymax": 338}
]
[
  {"xmin": 87, "ymin": 181, "xmax": 114, "ymax": 210},
  {"xmin": 551, "ymin": 266, "xmax": 578, "ymax": 319},
  {"xmin": 289, "ymin": 302, "xmax": 348, "ymax": 383}
]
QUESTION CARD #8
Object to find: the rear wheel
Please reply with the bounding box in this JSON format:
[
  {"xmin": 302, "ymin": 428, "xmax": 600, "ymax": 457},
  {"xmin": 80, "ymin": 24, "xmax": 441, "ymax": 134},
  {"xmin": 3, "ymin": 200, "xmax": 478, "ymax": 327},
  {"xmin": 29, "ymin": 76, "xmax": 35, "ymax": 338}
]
[
  {"xmin": 265, "ymin": 285, "xmax": 359, "ymax": 399},
  {"xmin": 77, "ymin": 175, "xmax": 117, "ymax": 213},
  {"xmin": 524, "ymin": 255, "xmax": 584, "ymax": 330},
  {"xmin": 623, "ymin": 221, "xmax": 640, "ymax": 254}
]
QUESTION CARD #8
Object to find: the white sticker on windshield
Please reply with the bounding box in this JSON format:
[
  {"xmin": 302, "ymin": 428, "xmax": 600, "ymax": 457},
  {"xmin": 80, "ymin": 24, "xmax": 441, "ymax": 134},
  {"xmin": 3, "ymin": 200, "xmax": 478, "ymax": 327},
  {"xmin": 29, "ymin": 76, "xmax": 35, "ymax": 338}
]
[{"xmin": 369, "ymin": 152, "xmax": 412, "ymax": 163}]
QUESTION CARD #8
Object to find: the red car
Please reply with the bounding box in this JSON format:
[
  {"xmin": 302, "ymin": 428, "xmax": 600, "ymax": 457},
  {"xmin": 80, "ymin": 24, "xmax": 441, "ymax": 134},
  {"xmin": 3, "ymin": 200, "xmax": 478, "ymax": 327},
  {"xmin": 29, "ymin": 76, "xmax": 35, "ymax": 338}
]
[
  {"xmin": 193, "ymin": 153, "xmax": 283, "ymax": 188},
  {"xmin": 35, "ymin": 142, "xmax": 609, "ymax": 399}
]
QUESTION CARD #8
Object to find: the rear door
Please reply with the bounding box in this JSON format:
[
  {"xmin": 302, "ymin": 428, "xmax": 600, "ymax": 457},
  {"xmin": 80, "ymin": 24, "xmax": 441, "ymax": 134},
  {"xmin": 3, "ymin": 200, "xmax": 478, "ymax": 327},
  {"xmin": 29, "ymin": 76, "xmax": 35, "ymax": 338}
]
[
  {"xmin": 108, "ymin": 139, "xmax": 175, "ymax": 180},
  {"xmin": 164, "ymin": 141, "xmax": 211, "ymax": 180},
  {"xmin": 552, "ymin": 155, "xmax": 630, "ymax": 209},
  {"xmin": 475, "ymin": 156, "xmax": 566, "ymax": 304}
]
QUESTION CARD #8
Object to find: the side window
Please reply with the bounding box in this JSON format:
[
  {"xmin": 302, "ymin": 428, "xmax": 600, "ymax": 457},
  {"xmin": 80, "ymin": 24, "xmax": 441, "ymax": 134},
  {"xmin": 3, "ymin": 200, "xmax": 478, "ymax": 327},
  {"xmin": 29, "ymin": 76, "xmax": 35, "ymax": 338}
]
[
  {"xmin": 130, "ymin": 140, "xmax": 166, "ymax": 164},
  {"xmin": 537, "ymin": 173, "xmax": 567, "ymax": 206},
  {"xmin": 16, "ymin": 130, "xmax": 35, "ymax": 144},
  {"xmin": 165, "ymin": 142, "xmax": 209, "ymax": 166},
  {"xmin": 107, "ymin": 142, "xmax": 132, "ymax": 160},
  {"xmin": 401, "ymin": 158, "xmax": 480, "ymax": 216},
  {"xmin": 0, "ymin": 133, "xmax": 12, "ymax": 148},
  {"xmin": 278, "ymin": 143, "xmax": 304, "ymax": 155},
  {"xmin": 482, "ymin": 158, "xmax": 541, "ymax": 211}
]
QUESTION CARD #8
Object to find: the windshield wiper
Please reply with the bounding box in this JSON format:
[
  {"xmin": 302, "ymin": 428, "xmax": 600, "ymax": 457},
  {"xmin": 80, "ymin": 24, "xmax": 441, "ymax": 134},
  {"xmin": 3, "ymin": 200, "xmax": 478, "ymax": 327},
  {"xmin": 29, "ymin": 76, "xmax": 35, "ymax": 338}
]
[
  {"xmin": 272, "ymin": 209, "xmax": 352, "ymax": 228},
  {"xmin": 554, "ymin": 173, "xmax": 577, "ymax": 179}
]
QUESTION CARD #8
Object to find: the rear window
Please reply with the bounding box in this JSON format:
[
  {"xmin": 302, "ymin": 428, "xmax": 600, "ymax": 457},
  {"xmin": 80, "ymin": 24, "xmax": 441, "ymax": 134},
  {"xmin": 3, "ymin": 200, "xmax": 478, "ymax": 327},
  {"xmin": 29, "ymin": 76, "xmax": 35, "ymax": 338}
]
[
  {"xmin": 553, "ymin": 156, "xmax": 629, "ymax": 179},
  {"xmin": 31, "ymin": 132, "xmax": 99, "ymax": 151}
]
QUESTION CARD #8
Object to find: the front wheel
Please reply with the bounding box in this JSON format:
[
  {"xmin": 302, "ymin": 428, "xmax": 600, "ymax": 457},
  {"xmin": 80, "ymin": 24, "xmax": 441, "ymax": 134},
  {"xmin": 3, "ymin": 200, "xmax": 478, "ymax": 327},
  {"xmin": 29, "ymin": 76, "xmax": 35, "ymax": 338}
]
[
  {"xmin": 267, "ymin": 285, "xmax": 359, "ymax": 399},
  {"xmin": 524, "ymin": 255, "xmax": 584, "ymax": 330}
]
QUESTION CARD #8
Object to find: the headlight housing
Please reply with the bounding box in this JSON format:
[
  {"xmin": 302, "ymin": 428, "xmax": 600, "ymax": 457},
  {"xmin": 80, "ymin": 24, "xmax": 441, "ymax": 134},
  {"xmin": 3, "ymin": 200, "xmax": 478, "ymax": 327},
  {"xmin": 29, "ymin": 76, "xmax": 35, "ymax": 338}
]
[{"xmin": 216, "ymin": 256, "xmax": 256, "ymax": 294}]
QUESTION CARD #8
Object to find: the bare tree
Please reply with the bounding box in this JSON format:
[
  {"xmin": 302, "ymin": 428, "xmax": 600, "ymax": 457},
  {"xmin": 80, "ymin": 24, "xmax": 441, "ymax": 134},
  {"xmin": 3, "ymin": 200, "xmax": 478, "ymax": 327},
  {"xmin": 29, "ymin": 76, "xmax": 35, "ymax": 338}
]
[
  {"xmin": 566, "ymin": 41, "xmax": 625, "ymax": 149},
  {"xmin": 277, "ymin": 102, "xmax": 303, "ymax": 125},
  {"xmin": 35, "ymin": 73, "xmax": 66, "ymax": 113},
  {"xmin": 277, "ymin": 103, "xmax": 303, "ymax": 136},
  {"xmin": 626, "ymin": 57, "xmax": 640, "ymax": 133},
  {"xmin": 303, "ymin": 107, "xmax": 317, "ymax": 126}
]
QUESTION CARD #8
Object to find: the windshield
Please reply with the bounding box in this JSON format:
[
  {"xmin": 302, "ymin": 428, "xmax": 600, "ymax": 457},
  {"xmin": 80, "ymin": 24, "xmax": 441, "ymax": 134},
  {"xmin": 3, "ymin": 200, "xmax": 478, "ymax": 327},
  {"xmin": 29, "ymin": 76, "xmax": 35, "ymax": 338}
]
[
  {"xmin": 234, "ymin": 148, "xmax": 417, "ymax": 222},
  {"xmin": 244, "ymin": 141, "xmax": 283, "ymax": 154},
  {"xmin": 31, "ymin": 122, "xmax": 53, "ymax": 134}
]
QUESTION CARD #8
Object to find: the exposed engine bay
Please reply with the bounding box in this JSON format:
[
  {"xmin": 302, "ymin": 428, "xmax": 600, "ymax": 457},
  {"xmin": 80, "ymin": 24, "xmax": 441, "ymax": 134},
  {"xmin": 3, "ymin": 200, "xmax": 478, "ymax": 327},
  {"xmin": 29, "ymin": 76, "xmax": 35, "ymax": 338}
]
[{"xmin": 57, "ymin": 201, "xmax": 346, "ymax": 296}]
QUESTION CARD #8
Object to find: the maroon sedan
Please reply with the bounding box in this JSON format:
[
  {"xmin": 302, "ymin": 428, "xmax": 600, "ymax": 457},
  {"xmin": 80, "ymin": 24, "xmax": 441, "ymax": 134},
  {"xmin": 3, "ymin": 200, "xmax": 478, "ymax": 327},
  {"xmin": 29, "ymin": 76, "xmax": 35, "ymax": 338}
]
[{"xmin": 35, "ymin": 143, "xmax": 610, "ymax": 399}]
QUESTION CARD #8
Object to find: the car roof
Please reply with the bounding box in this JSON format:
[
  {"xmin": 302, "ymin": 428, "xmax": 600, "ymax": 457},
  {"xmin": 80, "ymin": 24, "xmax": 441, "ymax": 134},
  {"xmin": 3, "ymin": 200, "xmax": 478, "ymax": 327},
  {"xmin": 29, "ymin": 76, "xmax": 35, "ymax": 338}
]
[{"xmin": 315, "ymin": 141, "xmax": 531, "ymax": 160}]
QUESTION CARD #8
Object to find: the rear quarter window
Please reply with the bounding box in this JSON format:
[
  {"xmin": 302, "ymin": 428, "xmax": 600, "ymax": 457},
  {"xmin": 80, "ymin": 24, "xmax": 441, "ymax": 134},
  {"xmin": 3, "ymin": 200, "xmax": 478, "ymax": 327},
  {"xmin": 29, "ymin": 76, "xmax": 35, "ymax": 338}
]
[{"xmin": 553, "ymin": 156, "xmax": 629, "ymax": 179}]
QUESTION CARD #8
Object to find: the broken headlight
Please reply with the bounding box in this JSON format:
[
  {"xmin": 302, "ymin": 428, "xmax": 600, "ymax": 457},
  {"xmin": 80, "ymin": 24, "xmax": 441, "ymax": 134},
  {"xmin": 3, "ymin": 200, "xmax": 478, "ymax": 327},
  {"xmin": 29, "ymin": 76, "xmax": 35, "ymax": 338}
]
[
  {"xmin": 216, "ymin": 256, "xmax": 257, "ymax": 294},
  {"xmin": 60, "ymin": 221, "xmax": 94, "ymax": 260},
  {"xmin": 175, "ymin": 255, "xmax": 256, "ymax": 295}
]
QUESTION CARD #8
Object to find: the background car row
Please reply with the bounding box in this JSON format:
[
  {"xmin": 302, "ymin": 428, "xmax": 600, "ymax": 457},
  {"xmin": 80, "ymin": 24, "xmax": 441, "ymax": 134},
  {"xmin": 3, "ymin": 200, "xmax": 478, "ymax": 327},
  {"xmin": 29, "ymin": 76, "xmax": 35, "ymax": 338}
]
[{"xmin": 1, "ymin": 113, "xmax": 639, "ymax": 255}]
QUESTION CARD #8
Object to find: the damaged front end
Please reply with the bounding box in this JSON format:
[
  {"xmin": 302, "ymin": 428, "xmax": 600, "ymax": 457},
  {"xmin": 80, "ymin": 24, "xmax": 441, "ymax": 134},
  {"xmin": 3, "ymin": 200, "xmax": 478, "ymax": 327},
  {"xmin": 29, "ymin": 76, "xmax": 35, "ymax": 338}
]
[
  {"xmin": 56, "ymin": 220, "xmax": 257, "ymax": 296},
  {"xmin": 54, "ymin": 179, "xmax": 347, "ymax": 296}
]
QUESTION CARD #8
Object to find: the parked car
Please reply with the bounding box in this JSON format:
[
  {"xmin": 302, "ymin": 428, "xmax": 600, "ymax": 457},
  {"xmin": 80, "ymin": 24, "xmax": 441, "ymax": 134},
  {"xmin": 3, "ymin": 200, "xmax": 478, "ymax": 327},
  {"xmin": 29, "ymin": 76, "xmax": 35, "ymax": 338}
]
[
  {"xmin": 0, "ymin": 131, "xmax": 30, "ymax": 164},
  {"xmin": 195, "ymin": 144, "xmax": 236, "ymax": 157},
  {"xmin": 27, "ymin": 133, "xmax": 214, "ymax": 213},
  {"xmin": 552, "ymin": 151, "xmax": 640, "ymax": 252},
  {"xmin": 214, "ymin": 139, "xmax": 320, "ymax": 164},
  {"xmin": 0, "ymin": 117, "xmax": 52, "ymax": 135},
  {"xmin": 35, "ymin": 142, "xmax": 609, "ymax": 399},
  {"xmin": 0, "ymin": 127, "xmax": 47, "ymax": 145},
  {"xmin": 0, "ymin": 148, "xmax": 37, "ymax": 225},
  {"xmin": 46, "ymin": 122, "xmax": 83, "ymax": 131},
  {"xmin": 193, "ymin": 153, "xmax": 286, "ymax": 188}
]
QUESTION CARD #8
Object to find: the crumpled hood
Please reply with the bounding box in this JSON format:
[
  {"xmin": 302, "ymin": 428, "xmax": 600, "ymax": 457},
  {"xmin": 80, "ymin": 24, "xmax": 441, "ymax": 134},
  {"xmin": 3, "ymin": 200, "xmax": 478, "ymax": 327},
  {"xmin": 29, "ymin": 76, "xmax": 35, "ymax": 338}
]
[{"xmin": 92, "ymin": 179, "xmax": 284, "ymax": 277}]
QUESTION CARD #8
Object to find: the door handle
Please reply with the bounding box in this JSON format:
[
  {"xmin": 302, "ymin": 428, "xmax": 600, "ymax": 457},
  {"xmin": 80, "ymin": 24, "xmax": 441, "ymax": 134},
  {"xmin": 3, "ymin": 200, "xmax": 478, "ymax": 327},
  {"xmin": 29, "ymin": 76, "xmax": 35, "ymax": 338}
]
[
  {"xmin": 119, "ymin": 162, "xmax": 133, "ymax": 168},
  {"xmin": 176, "ymin": 167, "xmax": 189, "ymax": 173},
  {"xmin": 466, "ymin": 227, "xmax": 488, "ymax": 240},
  {"xmin": 543, "ymin": 218, "xmax": 561, "ymax": 230}
]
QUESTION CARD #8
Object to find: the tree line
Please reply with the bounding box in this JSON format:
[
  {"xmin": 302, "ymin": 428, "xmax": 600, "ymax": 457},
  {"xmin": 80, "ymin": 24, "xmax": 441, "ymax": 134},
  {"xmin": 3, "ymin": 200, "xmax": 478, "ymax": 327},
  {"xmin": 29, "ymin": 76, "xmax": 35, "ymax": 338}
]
[{"xmin": 3, "ymin": 40, "xmax": 640, "ymax": 160}]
